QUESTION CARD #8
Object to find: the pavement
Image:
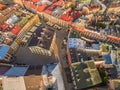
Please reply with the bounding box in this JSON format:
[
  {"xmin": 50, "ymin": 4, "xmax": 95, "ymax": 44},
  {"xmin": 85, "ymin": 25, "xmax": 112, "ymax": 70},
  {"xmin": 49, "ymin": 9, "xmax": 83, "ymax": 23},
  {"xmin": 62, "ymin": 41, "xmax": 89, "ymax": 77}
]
[
  {"xmin": 52, "ymin": 63, "xmax": 65, "ymax": 90},
  {"xmin": 55, "ymin": 29, "xmax": 75, "ymax": 90}
]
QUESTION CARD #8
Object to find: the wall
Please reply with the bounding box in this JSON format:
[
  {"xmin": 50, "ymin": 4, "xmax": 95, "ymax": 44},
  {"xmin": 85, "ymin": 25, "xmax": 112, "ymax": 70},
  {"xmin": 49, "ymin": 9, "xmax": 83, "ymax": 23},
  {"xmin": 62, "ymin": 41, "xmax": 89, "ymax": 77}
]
[{"xmin": 29, "ymin": 46, "xmax": 52, "ymax": 56}]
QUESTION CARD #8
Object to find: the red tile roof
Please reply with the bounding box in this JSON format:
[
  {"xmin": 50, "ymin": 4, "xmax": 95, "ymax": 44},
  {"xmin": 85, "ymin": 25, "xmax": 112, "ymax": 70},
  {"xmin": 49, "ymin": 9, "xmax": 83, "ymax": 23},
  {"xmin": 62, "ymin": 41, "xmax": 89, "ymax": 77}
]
[
  {"xmin": 108, "ymin": 35, "xmax": 120, "ymax": 43},
  {"xmin": 53, "ymin": 0, "xmax": 63, "ymax": 6},
  {"xmin": 72, "ymin": 24, "xmax": 120, "ymax": 44},
  {"xmin": 44, "ymin": 0, "xmax": 63, "ymax": 15},
  {"xmin": 36, "ymin": 4, "xmax": 48, "ymax": 12},
  {"xmin": 0, "ymin": 22, "xmax": 8, "ymax": 30},
  {"xmin": 11, "ymin": 25, "xmax": 22, "ymax": 35},
  {"xmin": 60, "ymin": 15, "xmax": 72, "ymax": 21},
  {"xmin": 44, "ymin": 9, "xmax": 52, "ymax": 15},
  {"xmin": 31, "ymin": 0, "xmax": 40, "ymax": 3},
  {"xmin": 24, "ymin": 1, "xmax": 36, "ymax": 9},
  {"xmin": 24, "ymin": 0, "xmax": 63, "ymax": 13},
  {"xmin": 44, "ymin": 5, "xmax": 56, "ymax": 15},
  {"xmin": 0, "ymin": 4, "xmax": 6, "ymax": 10}
]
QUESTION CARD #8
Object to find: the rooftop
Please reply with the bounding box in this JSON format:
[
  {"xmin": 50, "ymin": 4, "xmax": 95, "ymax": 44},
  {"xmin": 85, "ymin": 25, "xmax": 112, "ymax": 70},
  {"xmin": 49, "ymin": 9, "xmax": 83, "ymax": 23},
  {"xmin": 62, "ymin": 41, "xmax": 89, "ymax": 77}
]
[
  {"xmin": 28, "ymin": 25, "xmax": 55, "ymax": 50},
  {"xmin": 71, "ymin": 61, "xmax": 101, "ymax": 89},
  {"xmin": 0, "ymin": 6, "xmax": 34, "ymax": 45},
  {"xmin": 69, "ymin": 31, "xmax": 81, "ymax": 38},
  {"xmin": 4, "ymin": 66, "xmax": 29, "ymax": 76},
  {"xmin": 24, "ymin": 75, "xmax": 43, "ymax": 90},
  {"xmin": 25, "ymin": 65, "xmax": 43, "ymax": 75},
  {"xmin": 42, "ymin": 63, "xmax": 57, "ymax": 75},
  {"xmin": 0, "ymin": 4, "xmax": 20, "ymax": 16},
  {"xmin": 6, "ymin": 14, "xmax": 19, "ymax": 25},
  {"xmin": 0, "ymin": 45, "xmax": 10, "ymax": 60},
  {"xmin": 68, "ymin": 37, "xmax": 101, "ymax": 64},
  {"xmin": 0, "ymin": 65, "xmax": 11, "ymax": 75},
  {"xmin": 0, "ymin": 3, "xmax": 6, "ymax": 10},
  {"xmin": 68, "ymin": 38, "xmax": 85, "ymax": 48},
  {"xmin": 11, "ymin": 25, "xmax": 22, "ymax": 35},
  {"xmin": 23, "ymin": 0, "xmax": 53, "ymax": 12},
  {"xmin": 60, "ymin": 9, "xmax": 82, "ymax": 21},
  {"xmin": 44, "ymin": 0, "xmax": 63, "ymax": 15},
  {"xmin": 69, "ymin": 48, "xmax": 79, "ymax": 63}
]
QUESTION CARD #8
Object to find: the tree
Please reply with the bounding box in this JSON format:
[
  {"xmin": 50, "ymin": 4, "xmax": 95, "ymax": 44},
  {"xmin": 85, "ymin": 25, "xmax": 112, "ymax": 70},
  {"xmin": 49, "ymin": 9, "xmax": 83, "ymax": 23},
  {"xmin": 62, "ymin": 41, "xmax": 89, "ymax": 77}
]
[
  {"xmin": 95, "ymin": 22, "xmax": 106, "ymax": 29},
  {"xmin": 69, "ymin": 4, "xmax": 75, "ymax": 10},
  {"xmin": 98, "ymin": 68, "xmax": 109, "ymax": 86}
]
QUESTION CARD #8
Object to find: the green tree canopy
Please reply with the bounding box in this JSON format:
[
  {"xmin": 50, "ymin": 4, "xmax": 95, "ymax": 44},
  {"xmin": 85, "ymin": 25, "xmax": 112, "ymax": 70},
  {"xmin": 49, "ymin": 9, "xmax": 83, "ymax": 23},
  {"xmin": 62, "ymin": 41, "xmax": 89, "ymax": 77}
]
[{"xmin": 69, "ymin": 4, "xmax": 75, "ymax": 10}]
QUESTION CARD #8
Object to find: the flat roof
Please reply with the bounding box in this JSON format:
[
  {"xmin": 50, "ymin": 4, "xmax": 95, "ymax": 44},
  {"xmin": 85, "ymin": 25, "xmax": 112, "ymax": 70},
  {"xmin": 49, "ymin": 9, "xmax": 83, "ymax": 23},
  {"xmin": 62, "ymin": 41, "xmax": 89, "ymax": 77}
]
[
  {"xmin": 4, "ymin": 66, "xmax": 29, "ymax": 76},
  {"xmin": 0, "ymin": 45, "xmax": 10, "ymax": 60}
]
